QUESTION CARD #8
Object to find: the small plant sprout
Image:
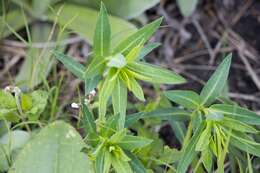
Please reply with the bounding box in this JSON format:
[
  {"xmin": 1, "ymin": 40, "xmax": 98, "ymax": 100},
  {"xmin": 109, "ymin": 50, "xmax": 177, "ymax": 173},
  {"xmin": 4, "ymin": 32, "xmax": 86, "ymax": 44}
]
[{"xmin": 54, "ymin": 3, "xmax": 186, "ymax": 129}]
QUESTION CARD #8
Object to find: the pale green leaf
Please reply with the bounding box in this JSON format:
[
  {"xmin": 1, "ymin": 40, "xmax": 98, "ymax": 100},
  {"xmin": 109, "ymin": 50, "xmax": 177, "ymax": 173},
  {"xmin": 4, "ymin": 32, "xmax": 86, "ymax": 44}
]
[
  {"xmin": 117, "ymin": 135, "xmax": 152, "ymax": 150},
  {"xmin": 111, "ymin": 156, "xmax": 133, "ymax": 173},
  {"xmin": 200, "ymin": 54, "xmax": 232, "ymax": 106},
  {"xmin": 128, "ymin": 77, "xmax": 145, "ymax": 101},
  {"xmin": 210, "ymin": 104, "xmax": 260, "ymax": 125},
  {"xmin": 138, "ymin": 42, "xmax": 161, "ymax": 60},
  {"xmin": 177, "ymin": 0, "xmax": 199, "ymax": 17},
  {"xmin": 113, "ymin": 18, "xmax": 162, "ymax": 56},
  {"xmin": 112, "ymin": 78, "xmax": 127, "ymax": 129},
  {"xmin": 93, "ymin": 2, "xmax": 111, "ymax": 57},
  {"xmin": 49, "ymin": 4, "xmax": 136, "ymax": 44},
  {"xmin": 75, "ymin": 0, "xmax": 160, "ymax": 19},
  {"xmin": 9, "ymin": 121, "xmax": 93, "ymax": 173},
  {"xmin": 107, "ymin": 53, "xmax": 127, "ymax": 68},
  {"xmin": 164, "ymin": 90, "xmax": 201, "ymax": 109},
  {"xmin": 126, "ymin": 61, "xmax": 186, "ymax": 84}
]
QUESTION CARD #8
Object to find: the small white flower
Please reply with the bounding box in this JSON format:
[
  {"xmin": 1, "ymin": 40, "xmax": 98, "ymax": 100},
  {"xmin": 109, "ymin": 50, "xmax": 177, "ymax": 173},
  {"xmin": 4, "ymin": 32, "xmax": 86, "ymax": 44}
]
[
  {"xmin": 90, "ymin": 89, "xmax": 96, "ymax": 96},
  {"xmin": 71, "ymin": 102, "xmax": 79, "ymax": 109}
]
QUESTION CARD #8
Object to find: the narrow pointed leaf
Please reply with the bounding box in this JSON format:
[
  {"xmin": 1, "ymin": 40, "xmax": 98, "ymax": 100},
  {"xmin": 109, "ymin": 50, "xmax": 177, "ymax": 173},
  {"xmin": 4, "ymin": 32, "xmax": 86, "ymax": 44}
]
[
  {"xmin": 53, "ymin": 51, "xmax": 85, "ymax": 80},
  {"xmin": 126, "ymin": 61, "xmax": 186, "ymax": 84},
  {"xmin": 209, "ymin": 104, "xmax": 260, "ymax": 125},
  {"xmin": 98, "ymin": 69, "xmax": 117, "ymax": 119},
  {"xmin": 125, "ymin": 44, "xmax": 143, "ymax": 62},
  {"xmin": 200, "ymin": 54, "xmax": 232, "ymax": 106},
  {"xmin": 85, "ymin": 58, "xmax": 107, "ymax": 79},
  {"xmin": 117, "ymin": 135, "xmax": 152, "ymax": 150},
  {"xmin": 112, "ymin": 78, "xmax": 127, "ymax": 129},
  {"xmin": 111, "ymin": 157, "xmax": 133, "ymax": 173},
  {"xmin": 125, "ymin": 108, "xmax": 190, "ymax": 127},
  {"xmin": 93, "ymin": 2, "xmax": 111, "ymax": 57},
  {"xmin": 177, "ymin": 122, "xmax": 206, "ymax": 173},
  {"xmin": 128, "ymin": 77, "xmax": 145, "ymax": 101},
  {"xmin": 126, "ymin": 151, "xmax": 146, "ymax": 173},
  {"xmin": 138, "ymin": 42, "xmax": 161, "ymax": 60},
  {"xmin": 113, "ymin": 18, "xmax": 163, "ymax": 56},
  {"xmin": 164, "ymin": 90, "xmax": 201, "ymax": 109},
  {"xmin": 82, "ymin": 102, "xmax": 96, "ymax": 134}
]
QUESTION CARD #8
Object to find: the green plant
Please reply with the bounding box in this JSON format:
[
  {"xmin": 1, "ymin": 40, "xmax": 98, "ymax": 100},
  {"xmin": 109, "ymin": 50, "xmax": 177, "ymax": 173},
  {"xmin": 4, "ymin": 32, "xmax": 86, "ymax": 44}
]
[
  {"xmin": 1, "ymin": 2, "xmax": 260, "ymax": 173},
  {"xmin": 54, "ymin": 3, "xmax": 186, "ymax": 129}
]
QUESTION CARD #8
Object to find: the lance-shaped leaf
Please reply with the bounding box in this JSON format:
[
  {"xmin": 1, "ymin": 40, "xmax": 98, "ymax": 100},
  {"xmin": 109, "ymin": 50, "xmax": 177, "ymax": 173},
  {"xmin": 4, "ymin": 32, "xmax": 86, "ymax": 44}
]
[
  {"xmin": 112, "ymin": 78, "xmax": 127, "ymax": 129},
  {"xmin": 82, "ymin": 101, "xmax": 96, "ymax": 134},
  {"xmin": 113, "ymin": 18, "xmax": 163, "ymax": 56},
  {"xmin": 85, "ymin": 57, "xmax": 107, "ymax": 79},
  {"xmin": 125, "ymin": 108, "xmax": 190, "ymax": 127},
  {"xmin": 126, "ymin": 61, "xmax": 186, "ymax": 84},
  {"xmin": 98, "ymin": 69, "xmax": 117, "ymax": 120},
  {"xmin": 111, "ymin": 156, "xmax": 133, "ymax": 173},
  {"xmin": 200, "ymin": 54, "xmax": 232, "ymax": 106},
  {"xmin": 93, "ymin": 2, "xmax": 111, "ymax": 57},
  {"xmin": 138, "ymin": 42, "xmax": 161, "ymax": 60},
  {"xmin": 209, "ymin": 104, "xmax": 260, "ymax": 125},
  {"xmin": 229, "ymin": 132, "xmax": 260, "ymax": 157},
  {"xmin": 164, "ymin": 90, "xmax": 201, "ymax": 109},
  {"xmin": 53, "ymin": 51, "xmax": 85, "ymax": 80},
  {"xmin": 177, "ymin": 122, "xmax": 206, "ymax": 173},
  {"xmin": 126, "ymin": 151, "xmax": 146, "ymax": 173},
  {"xmin": 117, "ymin": 135, "xmax": 152, "ymax": 150},
  {"xmin": 219, "ymin": 117, "xmax": 258, "ymax": 133},
  {"xmin": 128, "ymin": 76, "xmax": 145, "ymax": 101}
]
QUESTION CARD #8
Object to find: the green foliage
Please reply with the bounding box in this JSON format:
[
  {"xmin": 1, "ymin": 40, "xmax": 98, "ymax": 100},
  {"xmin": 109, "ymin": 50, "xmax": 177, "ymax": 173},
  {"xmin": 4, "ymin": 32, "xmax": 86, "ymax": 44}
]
[
  {"xmin": 177, "ymin": 0, "xmax": 199, "ymax": 17},
  {"xmin": 9, "ymin": 121, "xmax": 93, "ymax": 173}
]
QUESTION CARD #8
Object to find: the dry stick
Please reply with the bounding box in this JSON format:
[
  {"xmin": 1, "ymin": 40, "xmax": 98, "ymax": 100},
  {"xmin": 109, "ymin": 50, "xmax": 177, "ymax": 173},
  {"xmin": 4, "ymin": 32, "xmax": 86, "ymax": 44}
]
[
  {"xmin": 239, "ymin": 52, "xmax": 260, "ymax": 91},
  {"xmin": 192, "ymin": 18, "xmax": 214, "ymax": 64},
  {"xmin": 0, "ymin": 55, "xmax": 21, "ymax": 76},
  {"xmin": 228, "ymin": 92, "xmax": 260, "ymax": 103},
  {"xmin": 1, "ymin": 36, "xmax": 83, "ymax": 48}
]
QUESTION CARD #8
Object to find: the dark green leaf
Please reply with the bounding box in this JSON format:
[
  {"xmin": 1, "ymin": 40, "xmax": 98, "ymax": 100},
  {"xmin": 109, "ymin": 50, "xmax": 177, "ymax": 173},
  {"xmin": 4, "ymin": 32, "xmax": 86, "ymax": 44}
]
[
  {"xmin": 125, "ymin": 108, "xmax": 190, "ymax": 127},
  {"xmin": 53, "ymin": 51, "xmax": 85, "ymax": 80},
  {"xmin": 82, "ymin": 102, "xmax": 96, "ymax": 134},
  {"xmin": 177, "ymin": 122, "xmax": 206, "ymax": 173},
  {"xmin": 126, "ymin": 151, "xmax": 146, "ymax": 173},
  {"xmin": 138, "ymin": 42, "xmax": 161, "ymax": 60}
]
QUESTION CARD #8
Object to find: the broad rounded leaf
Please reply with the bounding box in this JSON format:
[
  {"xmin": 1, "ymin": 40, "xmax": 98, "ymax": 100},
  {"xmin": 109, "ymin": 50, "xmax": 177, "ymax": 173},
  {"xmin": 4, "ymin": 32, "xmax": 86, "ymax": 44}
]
[{"xmin": 9, "ymin": 121, "xmax": 93, "ymax": 173}]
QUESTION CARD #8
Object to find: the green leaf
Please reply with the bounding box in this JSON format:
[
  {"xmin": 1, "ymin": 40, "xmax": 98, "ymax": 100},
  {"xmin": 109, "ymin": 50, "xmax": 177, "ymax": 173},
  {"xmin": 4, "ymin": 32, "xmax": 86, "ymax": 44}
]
[
  {"xmin": 138, "ymin": 42, "xmax": 161, "ymax": 60},
  {"xmin": 125, "ymin": 108, "xmax": 190, "ymax": 127},
  {"xmin": 110, "ymin": 129, "xmax": 127, "ymax": 143},
  {"xmin": 177, "ymin": 122, "xmax": 206, "ymax": 173},
  {"xmin": 195, "ymin": 122, "xmax": 211, "ymax": 151},
  {"xmin": 0, "ymin": 90, "xmax": 16, "ymax": 109},
  {"xmin": 25, "ymin": 90, "xmax": 48, "ymax": 120},
  {"xmin": 49, "ymin": 4, "xmax": 136, "ymax": 44},
  {"xmin": 230, "ymin": 134, "xmax": 260, "ymax": 157},
  {"xmin": 219, "ymin": 117, "xmax": 258, "ymax": 133},
  {"xmin": 76, "ymin": 0, "xmax": 160, "ymax": 19},
  {"xmin": 95, "ymin": 149, "xmax": 105, "ymax": 173},
  {"xmin": 53, "ymin": 51, "xmax": 85, "ymax": 80},
  {"xmin": 209, "ymin": 104, "xmax": 260, "ymax": 125},
  {"xmin": 9, "ymin": 121, "xmax": 93, "ymax": 173},
  {"xmin": 200, "ymin": 54, "xmax": 232, "ymax": 106},
  {"xmin": 206, "ymin": 111, "xmax": 224, "ymax": 121},
  {"xmin": 111, "ymin": 156, "xmax": 133, "ymax": 173},
  {"xmin": 126, "ymin": 61, "xmax": 186, "ymax": 84},
  {"xmin": 113, "ymin": 18, "xmax": 162, "ymax": 56},
  {"xmin": 177, "ymin": 0, "xmax": 199, "ymax": 17},
  {"xmin": 117, "ymin": 135, "xmax": 152, "ymax": 150},
  {"xmin": 93, "ymin": 2, "xmax": 111, "ymax": 57},
  {"xmin": 125, "ymin": 44, "xmax": 143, "ymax": 62},
  {"xmin": 82, "ymin": 101, "xmax": 96, "ymax": 134},
  {"xmin": 112, "ymin": 78, "xmax": 127, "ymax": 130},
  {"xmin": 98, "ymin": 69, "xmax": 117, "ymax": 120},
  {"xmin": 164, "ymin": 90, "xmax": 201, "ymax": 109},
  {"xmin": 85, "ymin": 76, "xmax": 101, "ymax": 94},
  {"xmin": 126, "ymin": 151, "xmax": 146, "ymax": 173},
  {"xmin": 201, "ymin": 148, "xmax": 213, "ymax": 172},
  {"xmin": 85, "ymin": 57, "xmax": 107, "ymax": 78},
  {"xmin": 168, "ymin": 120, "xmax": 186, "ymax": 144},
  {"xmin": 128, "ymin": 76, "xmax": 145, "ymax": 101}
]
